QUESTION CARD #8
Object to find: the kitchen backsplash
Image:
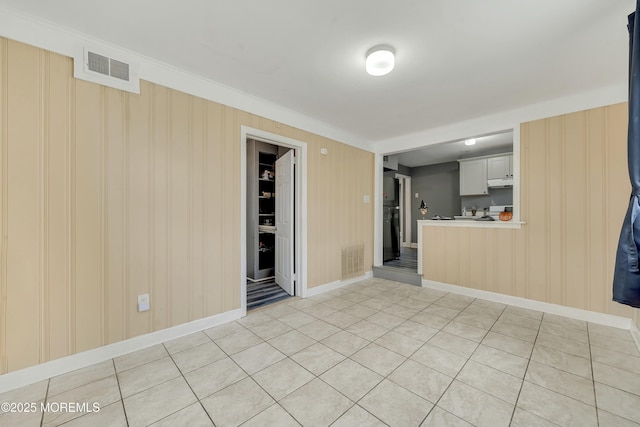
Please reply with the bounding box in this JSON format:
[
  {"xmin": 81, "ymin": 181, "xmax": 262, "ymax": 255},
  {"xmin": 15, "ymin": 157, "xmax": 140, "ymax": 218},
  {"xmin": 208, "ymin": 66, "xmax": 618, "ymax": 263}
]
[{"xmin": 461, "ymin": 188, "xmax": 513, "ymax": 213}]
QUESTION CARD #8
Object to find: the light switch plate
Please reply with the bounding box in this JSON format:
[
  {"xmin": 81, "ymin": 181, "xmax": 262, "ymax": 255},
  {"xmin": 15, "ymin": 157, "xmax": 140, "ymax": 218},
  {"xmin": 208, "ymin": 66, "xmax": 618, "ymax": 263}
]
[
  {"xmin": 138, "ymin": 294, "xmax": 150, "ymax": 312},
  {"xmin": 363, "ymin": 195, "xmax": 370, "ymax": 203}
]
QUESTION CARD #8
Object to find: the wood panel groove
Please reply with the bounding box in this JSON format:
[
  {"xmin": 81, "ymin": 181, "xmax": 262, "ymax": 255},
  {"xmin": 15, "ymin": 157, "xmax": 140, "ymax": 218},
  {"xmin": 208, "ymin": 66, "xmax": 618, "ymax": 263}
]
[
  {"xmin": 167, "ymin": 90, "xmax": 173, "ymax": 327},
  {"xmin": 202, "ymin": 102, "xmax": 208, "ymax": 316},
  {"xmin": 103, "ymin": 89, "xmax": 110, "ymax": 345},
  {"xmin": 0, "ymin": 38, "xmax": 7, "ymax": 373},
  {"xmin": 100, "ymin": 86, "xmax": 107, "ymax": 348},
  {"xmin": 148, "ymin": 84, "xmax": 154, "ymax": 333},
  {"xmin": 188, "ymin": 97, "xmax": 193, "ymax": 321},
  {"xmin": 123, "ymin": 91, "xmax": 129, "ymax": 339},
  {"xmin": 68, "ymin": 54, "xmax": 76, "ymax": 356},
  {"xmin": 40, "ymin": 49, "xmax": 48, "ymax": 364}
]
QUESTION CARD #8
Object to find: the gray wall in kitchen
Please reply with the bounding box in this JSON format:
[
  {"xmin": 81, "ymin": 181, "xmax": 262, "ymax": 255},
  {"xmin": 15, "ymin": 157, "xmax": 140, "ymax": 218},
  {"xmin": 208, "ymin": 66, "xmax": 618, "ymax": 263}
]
[
  {"xmin": 409, "ymin": 161, "xmax": 459, "ymax": 243},
  {"xmin": 461, "ymin": 188, "xmax": 513, "ymax": 213},
  {"xmin": 397, "ymin": 164, "xmax": 411, "ymax": 176}
]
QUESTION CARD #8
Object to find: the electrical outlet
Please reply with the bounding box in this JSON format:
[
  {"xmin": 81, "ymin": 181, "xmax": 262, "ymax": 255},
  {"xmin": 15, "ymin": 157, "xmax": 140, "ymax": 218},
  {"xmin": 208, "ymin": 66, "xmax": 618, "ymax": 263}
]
[
  {"xmin": 138, "ymin": 294, "xmax": 150, "ymax": 312},
  {"xmin": 415, "ymin": 193, "xmax": 419, "ymax": 198},
  {"xmin": 363, "ymin": 195, "xmax": 370, "ymax": 203}
]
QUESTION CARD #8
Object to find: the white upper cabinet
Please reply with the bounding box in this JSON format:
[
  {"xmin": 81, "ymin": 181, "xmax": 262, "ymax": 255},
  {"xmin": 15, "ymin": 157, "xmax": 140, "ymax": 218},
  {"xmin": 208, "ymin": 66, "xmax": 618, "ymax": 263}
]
[
  {"xmin": 459, "ymin": 158, "xmax": 488, "ymax": 195},
  {"xmin": 488, "ymin": 155, "xmax": 513, "ymax": 179}
]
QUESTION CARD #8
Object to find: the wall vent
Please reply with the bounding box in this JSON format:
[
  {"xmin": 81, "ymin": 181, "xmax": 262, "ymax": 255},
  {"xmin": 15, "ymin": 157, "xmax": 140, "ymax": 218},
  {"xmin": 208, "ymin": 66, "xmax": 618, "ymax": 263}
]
[
  {"xmin": 74, "ymin": 48, "xmax": 140, "ymax": 94},
  {"xmin": 341, "ymin": 244, "xmax": 364, "ymax": 280}
]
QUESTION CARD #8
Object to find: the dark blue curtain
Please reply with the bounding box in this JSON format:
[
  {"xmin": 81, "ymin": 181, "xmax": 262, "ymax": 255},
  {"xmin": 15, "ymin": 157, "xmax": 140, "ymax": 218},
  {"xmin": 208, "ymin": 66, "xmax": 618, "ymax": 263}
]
[{"xmin": 613, "ymin": 1, "xmax": 640, "ymax": 309}]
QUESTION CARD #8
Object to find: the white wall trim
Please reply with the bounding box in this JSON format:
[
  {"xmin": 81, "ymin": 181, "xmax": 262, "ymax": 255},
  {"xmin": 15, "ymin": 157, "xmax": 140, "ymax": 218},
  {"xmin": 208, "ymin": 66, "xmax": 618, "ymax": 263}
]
[
  {"xmin": 373, "ymin": 154, "xmax": 384, "ymax": 267},
  {"xmin": 631, "ymin": 320, "xmax": 640, "ymax": 355},
  {"xmin": 305, "ymin": 271, "xmax": 373, "ymax": 298},
  {"xmin": 422, "ymin": 279, "xmax": 633, "ymax": 331},
  {"xmin": 417, "ymin": 223, "xmax": 423, "ymax": 275},
  {"xmin": 0, "ymin": 308, "xmax": 242, "ymax": 395},
  {"xmin": 240, "ymin": 127, "xmax": 308, "ymax": 309},
  {"xmin": 0, "ymin": 5, "xmax": 369, "ymax": 152}
]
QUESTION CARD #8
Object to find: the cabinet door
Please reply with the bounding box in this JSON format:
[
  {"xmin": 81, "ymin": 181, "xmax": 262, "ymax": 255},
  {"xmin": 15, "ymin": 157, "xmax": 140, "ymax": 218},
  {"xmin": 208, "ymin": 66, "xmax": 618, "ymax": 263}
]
[
  {"xmin": 508, "ymin": 155, "xmax": 513, "ymax": 177},
  {"xmin": 460, "ymin": 159, "xmax": 488, "ymax": 195},
  {"xmin": 488, "ymin": 156, "xmax": 510, "ymax": 179}
]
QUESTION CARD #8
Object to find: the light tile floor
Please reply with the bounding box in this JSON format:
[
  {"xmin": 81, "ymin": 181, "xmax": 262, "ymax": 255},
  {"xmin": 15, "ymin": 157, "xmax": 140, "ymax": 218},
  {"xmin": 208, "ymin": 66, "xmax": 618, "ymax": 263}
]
[{"xmin": 1, "ymin": 278, "xmax": 640, "ymax": 426}]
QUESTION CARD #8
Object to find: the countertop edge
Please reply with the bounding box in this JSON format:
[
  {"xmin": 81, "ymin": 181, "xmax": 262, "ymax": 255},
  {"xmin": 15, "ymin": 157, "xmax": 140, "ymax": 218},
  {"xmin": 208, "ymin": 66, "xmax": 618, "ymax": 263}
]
[{"xmin": 418, "ymin": 220, "xmax": 525, "ymax": 229}]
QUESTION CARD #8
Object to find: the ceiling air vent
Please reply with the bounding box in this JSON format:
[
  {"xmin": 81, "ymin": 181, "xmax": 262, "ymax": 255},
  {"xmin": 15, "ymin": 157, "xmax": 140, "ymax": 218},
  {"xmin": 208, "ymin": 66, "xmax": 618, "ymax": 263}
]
[{"xmin": 74, "ymin": 47, "xmax": 140, "ymax": 93}]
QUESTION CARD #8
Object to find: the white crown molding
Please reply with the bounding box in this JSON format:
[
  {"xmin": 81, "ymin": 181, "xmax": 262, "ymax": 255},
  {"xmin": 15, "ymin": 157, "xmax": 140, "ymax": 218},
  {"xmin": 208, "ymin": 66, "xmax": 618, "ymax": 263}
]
[
  {"xmin": 0, "ymin": 309, "xmax": 242, "ymax": 395},
  {"xmin": 373, "ymin": 83, "xmax": 627, "ymax": 154},
  {"xmin": 0, "ymin": 5, "xmax": 370, "ymax": 152}
]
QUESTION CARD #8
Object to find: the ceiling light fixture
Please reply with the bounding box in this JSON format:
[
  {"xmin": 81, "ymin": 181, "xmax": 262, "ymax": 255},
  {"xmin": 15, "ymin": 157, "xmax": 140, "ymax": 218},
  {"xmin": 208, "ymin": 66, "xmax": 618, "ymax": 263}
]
[
  {"xmin": 366, "ymin": 45, "xmax": 395, "ymax": 76},
  {"xmin": 464, "ymin": 138, "xmax": 477, "ymax": 146}
]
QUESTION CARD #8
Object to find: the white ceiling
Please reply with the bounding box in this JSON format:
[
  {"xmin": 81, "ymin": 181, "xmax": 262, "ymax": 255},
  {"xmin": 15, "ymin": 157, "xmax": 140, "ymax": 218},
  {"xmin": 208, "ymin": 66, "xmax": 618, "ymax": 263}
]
[
  {"xmin": 0, "ymin": 0, "xmax": 633, "ymax": 145},
  {"xmin": 395, "ymin": 131, "xmax": 513, "ymax": 168}
]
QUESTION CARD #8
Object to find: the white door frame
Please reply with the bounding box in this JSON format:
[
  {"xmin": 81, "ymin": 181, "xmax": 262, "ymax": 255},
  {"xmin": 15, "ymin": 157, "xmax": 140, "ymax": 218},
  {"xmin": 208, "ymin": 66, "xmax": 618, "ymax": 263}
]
[
  {"xmin": 395, "ymin": 173, "xmax": 411, "ymax": 247},
  {"xmin": 240, "ymin": 126, "xmax": 308, "ymax": 317}
]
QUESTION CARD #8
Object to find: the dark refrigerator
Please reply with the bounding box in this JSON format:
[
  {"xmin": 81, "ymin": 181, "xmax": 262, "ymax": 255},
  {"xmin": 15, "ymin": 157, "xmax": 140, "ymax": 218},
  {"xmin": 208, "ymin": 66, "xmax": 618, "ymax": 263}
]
[
  {"xmin": 382, "ymin": 174, "xmax": 400, "ymax": 262},
  {"xmin": 383, "ymin": 206, "xmax": 400, "ymax": 261}
]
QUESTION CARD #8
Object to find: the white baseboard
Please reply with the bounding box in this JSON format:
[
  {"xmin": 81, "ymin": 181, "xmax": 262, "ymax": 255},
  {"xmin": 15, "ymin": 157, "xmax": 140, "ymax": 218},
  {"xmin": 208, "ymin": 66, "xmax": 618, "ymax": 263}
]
[
  {"xmin": 305, "ymin": 271, "xmax": 373, "ymax": 298},
  {"xmin": 422, "ymin": 279, "xmax": 633, "ymax": 331},
  {"xmin": 631, "ymin": 320, "xmax": 640, "ymax": 355},
  {"xmin": 0, "ymin": 308, "xmax": 242, "ymax": 395}
]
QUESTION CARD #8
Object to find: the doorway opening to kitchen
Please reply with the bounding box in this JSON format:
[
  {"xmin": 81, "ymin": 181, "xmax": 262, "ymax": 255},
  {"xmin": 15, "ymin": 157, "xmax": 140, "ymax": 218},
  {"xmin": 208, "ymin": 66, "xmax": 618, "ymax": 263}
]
[
  {"xmin": 241, "ymin": 127, "xmax": 308, "ymax": 314},
  {"xmin": 375, "ymin": 130, "xmax": 515, "ymax": 286},
  {"xmin": 383, "ymin": 173, "xmax": 417, "ymax": 269},
  {"xmin": 377, "ymin": 162, "xmax": 420, "ymax": 285}
]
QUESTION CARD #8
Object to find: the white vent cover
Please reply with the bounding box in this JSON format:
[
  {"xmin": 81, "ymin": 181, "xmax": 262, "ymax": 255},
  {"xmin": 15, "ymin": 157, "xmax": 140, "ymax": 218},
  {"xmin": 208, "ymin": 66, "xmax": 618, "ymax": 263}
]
[{"xmin": 74, "ymin": 48, "xmax": 140, "ymax": 94}]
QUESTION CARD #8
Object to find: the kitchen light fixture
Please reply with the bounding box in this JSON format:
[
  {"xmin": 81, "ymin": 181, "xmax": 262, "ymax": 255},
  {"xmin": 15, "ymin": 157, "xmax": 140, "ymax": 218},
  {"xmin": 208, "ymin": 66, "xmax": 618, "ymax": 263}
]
[
  {"xmin": 465, "ymin": 138, "xmax": 476, "ymax": 146},
  {"xmin": 366, "ymin": 45, "xmax": 395, "ymax": 76}
]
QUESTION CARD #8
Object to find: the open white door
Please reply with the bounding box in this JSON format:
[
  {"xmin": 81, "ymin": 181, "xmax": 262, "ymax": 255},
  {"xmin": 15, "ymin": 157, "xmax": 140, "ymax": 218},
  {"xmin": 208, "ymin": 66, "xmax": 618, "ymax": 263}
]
[{"xmin": 275, "ymin": 150, "xmax": 295, "ymax": 295}]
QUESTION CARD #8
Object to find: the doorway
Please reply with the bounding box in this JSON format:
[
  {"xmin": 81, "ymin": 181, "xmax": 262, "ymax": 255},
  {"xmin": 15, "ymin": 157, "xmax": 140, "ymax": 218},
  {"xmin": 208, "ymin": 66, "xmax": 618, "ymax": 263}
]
[
  {"xmin": 246, "ymin": 140, "xmax": 293, "ymax": 309},
  {"xmin": 240, "ymin": 127, "xmax": 308, "ymax": 316}
]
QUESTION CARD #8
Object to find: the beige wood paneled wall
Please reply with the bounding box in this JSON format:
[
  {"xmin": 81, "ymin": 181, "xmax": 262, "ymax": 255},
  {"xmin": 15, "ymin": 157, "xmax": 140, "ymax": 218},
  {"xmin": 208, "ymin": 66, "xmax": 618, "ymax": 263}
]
[
  {"xmin": 422, "ymin": 102, "xmax": 640, "ymax": 329},
  {"xmin": 0, "ymin": 38, "xmax": 374, "ymax": 374}
]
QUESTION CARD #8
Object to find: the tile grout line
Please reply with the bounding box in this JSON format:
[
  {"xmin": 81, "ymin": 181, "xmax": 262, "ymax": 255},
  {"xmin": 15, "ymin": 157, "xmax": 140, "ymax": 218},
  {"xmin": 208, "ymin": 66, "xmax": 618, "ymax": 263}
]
[
  {"xmin": 507, "ymin": 311, "xmax": 543, "ymax": 427},
  {"xmin": 586, "ymin": 322, "xmax": 600, "ymax": 427},
  {"xmin": 110, "ymin": 358, "xmax": 130, "ymax": 427},
  {"xmin": 39, "ymin": 379, "xmax": 50, "ymax": 427}
]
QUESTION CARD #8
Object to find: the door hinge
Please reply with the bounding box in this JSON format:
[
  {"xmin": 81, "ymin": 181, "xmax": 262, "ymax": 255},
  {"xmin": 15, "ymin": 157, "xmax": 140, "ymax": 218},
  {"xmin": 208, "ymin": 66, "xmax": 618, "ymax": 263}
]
[{"xmin": 292, "ymin": 273, "xmax": 297, "ymax": 281}]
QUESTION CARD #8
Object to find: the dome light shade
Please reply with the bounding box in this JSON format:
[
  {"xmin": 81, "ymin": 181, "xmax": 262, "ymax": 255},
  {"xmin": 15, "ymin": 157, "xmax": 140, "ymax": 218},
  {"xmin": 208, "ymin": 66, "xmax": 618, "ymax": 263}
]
[
  {"xmin": 366, "ymin": 45, "xmax": 395, "ymax": 76},
  {"xmin": 465, "ymin": 138, "xmax": 476, "ymax": 146}
]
